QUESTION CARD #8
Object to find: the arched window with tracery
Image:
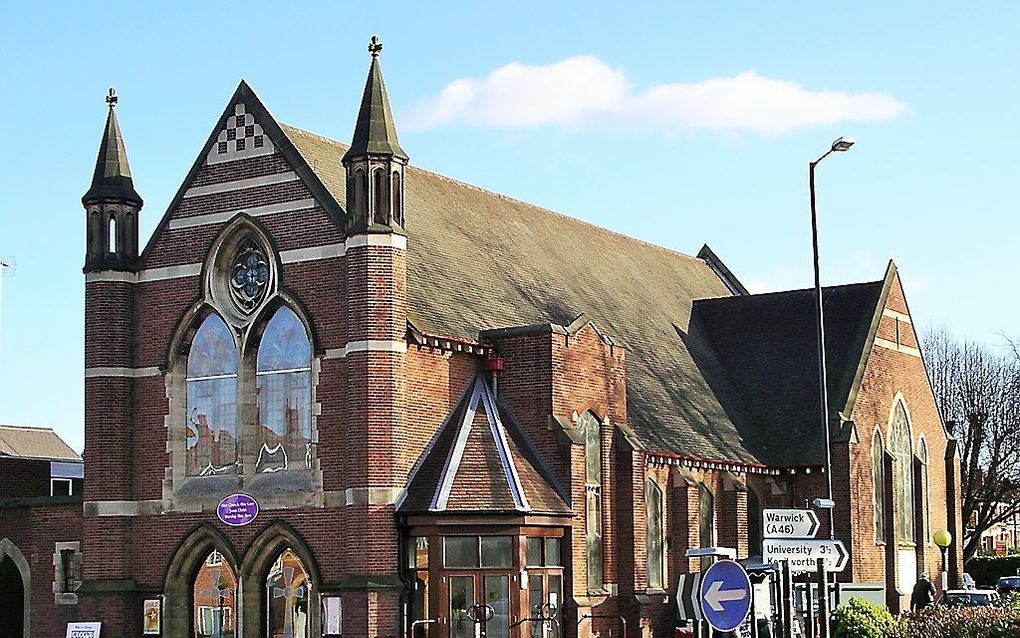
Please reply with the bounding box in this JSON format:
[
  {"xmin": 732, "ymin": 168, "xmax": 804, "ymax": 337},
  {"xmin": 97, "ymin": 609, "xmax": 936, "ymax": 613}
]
[
  {"xmin": 255, "ymin": 307, "xmax": 312, "ymax": 473},
  {"xmin": 872, "ymin": 429, "xmax": 886, "ymax": 542},
  {"xmin": 918, "ymin": 437, "xmax": 930, "ymax": 545},
  {"xmin": 698, "ymin": 482, "xmax": 715, "ymax": 569},
  {"xmin": 889, "ymin": 401, "xmax": 915, "ymax": 543},
  {"xmin": 579, "ymin": 412, "xmax": 603, "ymax": 591},
  {"xmin": 186, "ymin": 314, "xmax": 238, "ymax": 476},
  {"xmin": 266, "ymin": 548, "xmax": 311, "ymax": 638},
  {"xmin": 645, "ymin": 478, "xmax": 665, "ymax": 589},
  {"xmin": 193, "ymin": 550, "xmax": 236, "ymax": 637}
]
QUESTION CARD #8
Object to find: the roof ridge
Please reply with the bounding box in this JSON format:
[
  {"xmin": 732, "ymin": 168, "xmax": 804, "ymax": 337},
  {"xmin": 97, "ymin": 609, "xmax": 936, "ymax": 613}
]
[
  {"xmin": 693, "ymin": 279, "xmax": 885, "ymax": 304},
  {"xmin": 278, "ymin": 123, "xmax": 709, "ymax": 267},
  {"xmin": 0, "ymin": 424, "xmax": 56, "ymax": 432}
]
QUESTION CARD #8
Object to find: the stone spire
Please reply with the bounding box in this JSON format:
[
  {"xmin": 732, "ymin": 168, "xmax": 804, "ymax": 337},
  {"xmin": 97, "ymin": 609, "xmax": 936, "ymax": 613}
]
[
  {"xmin": 82, "ymin": 89, "xmax": 143, "ymax": 272},
  {"xmin": 342, "ymin": 37, "xmax": 408, "ymax": 235},
  {"xmin": 342, "ymin": 36, "xmax": 408, "ymax": 163}
]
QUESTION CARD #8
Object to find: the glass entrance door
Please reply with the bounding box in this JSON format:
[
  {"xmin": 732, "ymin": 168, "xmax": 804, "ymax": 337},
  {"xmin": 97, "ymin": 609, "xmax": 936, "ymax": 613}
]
[{"xmin": 446, "ymin": 573, "xmax": 511, "ymax": 638}]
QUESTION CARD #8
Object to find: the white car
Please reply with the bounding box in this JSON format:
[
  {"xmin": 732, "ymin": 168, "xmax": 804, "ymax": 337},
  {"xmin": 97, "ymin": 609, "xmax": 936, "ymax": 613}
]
[{"xmin": 939, "ymin": 589, "xmax": 1000, "ymax": 607}]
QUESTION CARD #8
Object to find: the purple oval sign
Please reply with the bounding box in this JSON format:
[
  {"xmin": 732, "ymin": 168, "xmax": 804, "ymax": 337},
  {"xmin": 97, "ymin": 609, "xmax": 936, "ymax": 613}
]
[{"xmin": 217, "ymin": 493, "xmax": 259, "ymax": 527}]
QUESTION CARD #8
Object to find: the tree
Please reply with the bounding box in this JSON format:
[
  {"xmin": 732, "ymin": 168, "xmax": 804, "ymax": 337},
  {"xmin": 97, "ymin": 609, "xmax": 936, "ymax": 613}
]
[{"xmin": 922, "ymin": 327, "xmax": 1020, "ymax": 562}]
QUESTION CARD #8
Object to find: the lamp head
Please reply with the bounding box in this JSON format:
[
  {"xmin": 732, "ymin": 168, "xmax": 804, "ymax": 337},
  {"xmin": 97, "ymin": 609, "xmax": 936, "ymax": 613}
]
[
  {"xmin": 831, "ymin": 137, "xmax": 855, "ymax": 152},
  {"xmin": 934, "ymin": 529, "xmax": 953, "ymax": 548}
]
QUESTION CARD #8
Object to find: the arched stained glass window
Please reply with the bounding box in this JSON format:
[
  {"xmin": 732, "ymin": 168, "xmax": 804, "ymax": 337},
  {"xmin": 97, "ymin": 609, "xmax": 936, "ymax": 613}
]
[
  {"xmin": 872, "ymin": 429, "xmax": 886, "ymax": 542},
  {"xmin": 266, "ymin": 548, "xmax": 311, "ymax": 638},
  {"xmin": 698, "ymin": 483, "xmax": 715, "ymax": 569},
  {"xmin": 918, "ymin": 437, "xmax": 930, "ymax": 545},
  {"xmin": 256, "ymin": 307, "xmax": 312, "ymax": 473},
  {"xmin": 889, "ymin": 401, "xmax": 915, "ymax": 543},
  {"xmin": 579, "ymin": 412, "xmax": 603, "ymax": 592},
  {"xmin": 645, "ymin": 478, "xmax": 665, "ymax": 589},
  {"xmin": 193, "ymin": 550, "xmax": 236, "ymax": 637},
  {"xmin": 186, "ymin": 315, "xmax": 238, "ymax": 476}
]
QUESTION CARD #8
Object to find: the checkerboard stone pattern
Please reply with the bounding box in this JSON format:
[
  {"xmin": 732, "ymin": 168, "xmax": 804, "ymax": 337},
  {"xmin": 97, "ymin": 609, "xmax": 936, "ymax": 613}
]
[{"xmin": 206, "ymin": 102, "xmax": 276, "ymax": 165}]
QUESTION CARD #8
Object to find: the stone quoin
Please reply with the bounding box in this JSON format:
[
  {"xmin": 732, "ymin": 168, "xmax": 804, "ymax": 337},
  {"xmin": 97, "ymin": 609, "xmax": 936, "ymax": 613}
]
[{"xmin": 0, "ymin": 37, "xmax": 963, "ymax": 638}]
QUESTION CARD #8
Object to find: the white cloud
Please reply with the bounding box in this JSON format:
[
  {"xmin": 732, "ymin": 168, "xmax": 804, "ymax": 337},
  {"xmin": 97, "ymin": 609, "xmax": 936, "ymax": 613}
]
[{"xmin": 408, "ymin": 55, "xmax": 909, "ymax": 135}]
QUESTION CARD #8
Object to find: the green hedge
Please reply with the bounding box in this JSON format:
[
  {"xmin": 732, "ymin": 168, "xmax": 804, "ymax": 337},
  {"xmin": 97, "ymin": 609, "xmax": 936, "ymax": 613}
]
[
  {"xmin": 832, "ymin": 598, "xmax": 900, "ymax": 638},
  {"xmin": 967, "ymin": 556, "xmax": 1020, "ymax": 587},
  {"xmin": 900, "ymin": 607, "xmax": 1020, "ymax": 638}
]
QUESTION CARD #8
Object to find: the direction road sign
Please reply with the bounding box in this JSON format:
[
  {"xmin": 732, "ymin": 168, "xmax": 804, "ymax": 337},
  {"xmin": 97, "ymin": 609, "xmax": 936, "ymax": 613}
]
[
  {"xmin": 675, "ymin": 572, "xmax": 703, "ymax": 622},
  {"xmin": 761, "ymin": 539, "xmax": 849, "ymax": 573},
  {"xmin": 699, "ymin": 560, "xmax": 752, "ymax": 632},
  {"xmin": 763, "ymin": 508, "xmax": 820, "ymax": 539}
]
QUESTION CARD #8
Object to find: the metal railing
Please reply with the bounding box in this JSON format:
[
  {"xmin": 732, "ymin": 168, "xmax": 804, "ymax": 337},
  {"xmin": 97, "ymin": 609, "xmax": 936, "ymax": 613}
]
[{"xmin": 579, "ymin": 613, "xmax": 628, "ymax": 638}]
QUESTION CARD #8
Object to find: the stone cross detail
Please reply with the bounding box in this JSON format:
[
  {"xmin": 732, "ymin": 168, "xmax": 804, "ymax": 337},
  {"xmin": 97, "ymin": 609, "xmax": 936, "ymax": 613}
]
[
  {"xmin": 368, "ymin": 35, "xmax": 383, "ymax": 58},
  {"xmin": 106, "ymin": 88, "xmax": 118, "ymax": 108},
  {"xmin": 273, "ymin": 566, "xmax": 306, "ymax": 638},
  {"xmin": 199, "ymin": 569, "xmax": 231, "ymax": 638}
]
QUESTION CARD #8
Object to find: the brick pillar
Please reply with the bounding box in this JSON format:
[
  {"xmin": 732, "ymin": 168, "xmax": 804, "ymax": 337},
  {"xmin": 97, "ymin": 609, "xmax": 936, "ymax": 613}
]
[
  {"xmin": 670, "ymin": 471, "xmax": 701, "ymax": 575},
  {"xmin": 341, "ymin": 232, "xmax": 407, "ymax": 637},
  {"xmin": 720, "ymin": 482, "xmax": 749, "ymax": 559}
]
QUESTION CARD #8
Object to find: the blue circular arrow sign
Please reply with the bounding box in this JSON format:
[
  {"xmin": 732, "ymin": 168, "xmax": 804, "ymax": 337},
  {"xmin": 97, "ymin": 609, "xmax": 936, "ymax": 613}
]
[{"xmin": 699, "ymin": 560, "xmax": 752, "ymax": 632}]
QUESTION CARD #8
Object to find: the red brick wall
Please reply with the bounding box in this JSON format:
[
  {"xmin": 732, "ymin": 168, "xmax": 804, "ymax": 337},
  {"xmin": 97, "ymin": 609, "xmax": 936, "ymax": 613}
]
[
  {"xmin": 0, "ymin": 458, "xmax": 50, "ymax": 498},
  {"xmin": 0, "ymin": 502, "xmax": 83, "ymax": 637}
]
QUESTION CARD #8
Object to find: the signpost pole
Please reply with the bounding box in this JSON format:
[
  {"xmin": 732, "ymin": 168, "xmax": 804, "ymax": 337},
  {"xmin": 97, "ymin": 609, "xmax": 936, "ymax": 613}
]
[
  {"xmin": 782, "ymin": 561, "xmax": 794, "ymax": 638},
  {"xmin": 804, "ymin": 583, "xmax": 814, "ymax": 638},
  {"xmin": 817, "ymin": 558, "xmax": 829, "ymax": 638}
]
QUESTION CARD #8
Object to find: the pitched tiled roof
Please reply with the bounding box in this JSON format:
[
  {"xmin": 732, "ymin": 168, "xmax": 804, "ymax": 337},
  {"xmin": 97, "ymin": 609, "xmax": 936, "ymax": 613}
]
[
  {"xmin": 0, "ymin": 425, "xmax": 81, "ymax": 462},
  {"xmin": 401, "ymin": 376, "xmax": 569, "ymax": 514},
  {"xmin": 691, "ymin": 281, "xmax": 885, "ymax": 466},
  {"xmin": 281, "ymin": 124, "xmax": 772, "ymax": 466}
]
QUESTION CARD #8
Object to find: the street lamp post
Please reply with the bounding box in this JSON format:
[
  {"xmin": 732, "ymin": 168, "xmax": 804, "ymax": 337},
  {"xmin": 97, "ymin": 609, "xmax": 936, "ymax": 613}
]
[
  {"xmin": 934, "ymin": 529, "xmax": 952, "ymax": 592},
  {"xmin": 809, "ymin": 136, "xmax": 855, "ymax": 542}
]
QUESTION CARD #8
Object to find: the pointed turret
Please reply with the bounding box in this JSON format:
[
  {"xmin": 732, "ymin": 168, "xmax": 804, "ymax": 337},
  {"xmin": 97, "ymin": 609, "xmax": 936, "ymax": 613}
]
[
  {"xmin": 83, "ymin": 89, "xmax": 143, "ymax": 272},
  {"xmin": 342, "ymin": 36, "xmax": 408, "ymax": 235},
  {"xmin": 83, "ymin": 89, "xmax": 143, "ymax": 207}
]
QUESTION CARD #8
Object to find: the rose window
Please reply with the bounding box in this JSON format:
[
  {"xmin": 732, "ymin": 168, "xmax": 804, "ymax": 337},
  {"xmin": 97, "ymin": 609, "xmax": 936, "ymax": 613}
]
[{"xmin": 230, "ymin": 241, "xmax": 270, "ymax": 313}]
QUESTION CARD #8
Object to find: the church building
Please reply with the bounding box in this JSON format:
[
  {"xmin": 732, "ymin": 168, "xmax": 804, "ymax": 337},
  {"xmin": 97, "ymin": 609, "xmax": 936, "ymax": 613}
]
[{"xmin": 0, "ymin": 38, "xmax": 963, "ymax": 638}]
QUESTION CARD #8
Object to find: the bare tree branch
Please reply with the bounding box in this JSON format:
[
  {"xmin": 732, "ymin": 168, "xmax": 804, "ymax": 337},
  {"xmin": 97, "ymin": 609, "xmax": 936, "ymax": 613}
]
[{"xmin": 922, "ymin": 327, "xmax": 1020, "ymax": 562}]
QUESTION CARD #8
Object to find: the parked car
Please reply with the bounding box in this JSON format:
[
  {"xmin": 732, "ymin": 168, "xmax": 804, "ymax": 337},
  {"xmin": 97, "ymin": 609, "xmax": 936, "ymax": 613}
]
[
  {"xmin": 997, "ymin": 576, "xmax": 1020, "ymax": 597},
  {"xmin": 939, "ymin": 589, "xmax": 1001, "ymax": 607}
]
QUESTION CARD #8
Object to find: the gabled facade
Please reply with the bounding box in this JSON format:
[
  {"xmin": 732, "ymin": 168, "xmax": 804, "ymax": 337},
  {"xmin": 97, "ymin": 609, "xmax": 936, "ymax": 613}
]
[{"xmin": 1, "ymin": 38, "xmax": 964, "ymax": 638}]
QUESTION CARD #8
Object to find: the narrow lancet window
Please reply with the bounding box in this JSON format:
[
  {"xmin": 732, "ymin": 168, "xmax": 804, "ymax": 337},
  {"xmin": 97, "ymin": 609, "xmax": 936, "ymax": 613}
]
[{"xmin": 185, "ymin": 315, "xmax": 238, "ymax": 476}]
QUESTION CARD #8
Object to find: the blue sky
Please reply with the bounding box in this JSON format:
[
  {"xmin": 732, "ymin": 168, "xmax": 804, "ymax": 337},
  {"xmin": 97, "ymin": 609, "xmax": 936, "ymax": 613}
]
[{"xmin": 1, "ymin": 2, "xmax": 1017, "ymax": 452}]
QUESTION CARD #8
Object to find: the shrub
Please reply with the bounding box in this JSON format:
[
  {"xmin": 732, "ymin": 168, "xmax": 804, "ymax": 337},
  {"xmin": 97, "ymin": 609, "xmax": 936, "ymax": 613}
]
[
  {"xmin": 901, "ymin": 606, "xmax": 1020, "ymax": 638},
  {"xmin": 831, "ymin": 598, "xmax": 901, "ymax": 638}
]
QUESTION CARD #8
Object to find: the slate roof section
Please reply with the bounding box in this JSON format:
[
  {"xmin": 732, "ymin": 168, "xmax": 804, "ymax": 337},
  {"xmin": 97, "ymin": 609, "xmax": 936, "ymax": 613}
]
[
  {"xmin": 400, "ymin": 376, "xmax": 570, "ymax": 514},
  {"xmin": 280, "ymin": 124, "xmax": 775, "ymax": 465},
  {"xmin": 0, "ymin": 425, "xmax": 82, "ymax": 462},
  {"xmin": 691, "ymin": 280, "xmax": 885, "ymax": 467},
  {"xmin": 83, "ymin": 102, "xmax": 143, "ymax": 206}
]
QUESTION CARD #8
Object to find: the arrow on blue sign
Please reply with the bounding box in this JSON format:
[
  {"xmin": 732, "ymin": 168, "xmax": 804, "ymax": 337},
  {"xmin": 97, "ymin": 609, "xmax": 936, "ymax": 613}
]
[{"xmin": 699, "ymin": 560, "xmax": 752, "ymax": 632}]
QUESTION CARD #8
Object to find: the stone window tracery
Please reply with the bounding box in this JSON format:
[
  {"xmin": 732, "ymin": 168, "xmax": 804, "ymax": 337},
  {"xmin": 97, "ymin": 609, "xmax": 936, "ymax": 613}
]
[
  {"xmin": 872, "ymin": 429, "xmax": 886, "ymax": 543},
  {"xmin": 579, "ymin": 412, "xmax": 603, "ymax": 592},
  {"xmin": 255, "ymin": 307, "xmax": 313, "ymax": 473},
  {"xmin": 645, "ymin": 478, "xmax": 665, "ymax": 589},
  {"xmin": 230, "ymin": 240, "xmax": 270, "ymax": 314},
  {"xmin": 193, "ymin": 550, "xmax": 237, "ymax": 638},
  {"xmin": 186, "ymin": 314, "xmax": 238, "ymax": 476},
  {"xmin": 266, "ymin": 549, "xmax": 311, "ymax": 638},
  {"xmin": 890, "ymin": 400, "xmax": 915, "ymax": 544}
]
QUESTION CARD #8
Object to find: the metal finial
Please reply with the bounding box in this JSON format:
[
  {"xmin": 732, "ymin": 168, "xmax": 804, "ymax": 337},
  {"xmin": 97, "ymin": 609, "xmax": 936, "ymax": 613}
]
[
  {"xmin": 368, "ymin": 35, "xmax": 383, "ymax": 58},
  {"xmin": 106, "ymin": 88, "xmax": 118, "ymax": 108}
]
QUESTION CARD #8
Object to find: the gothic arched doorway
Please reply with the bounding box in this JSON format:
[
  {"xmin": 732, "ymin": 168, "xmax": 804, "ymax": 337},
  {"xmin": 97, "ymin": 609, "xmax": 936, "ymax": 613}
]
[{"xmin": 0, "ymin": 556, "xmax": 25, "ymax": 638}]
